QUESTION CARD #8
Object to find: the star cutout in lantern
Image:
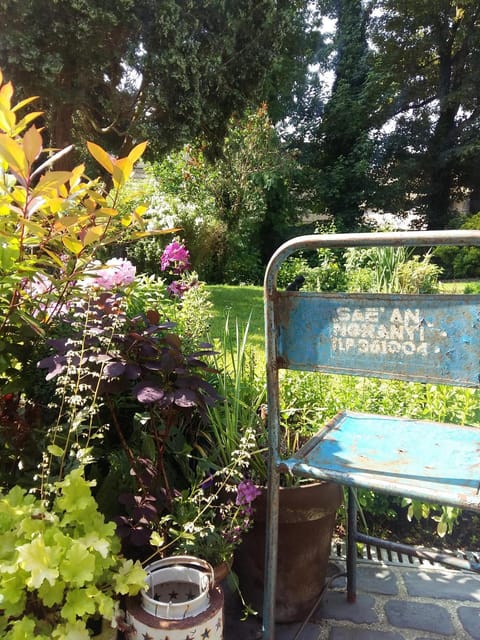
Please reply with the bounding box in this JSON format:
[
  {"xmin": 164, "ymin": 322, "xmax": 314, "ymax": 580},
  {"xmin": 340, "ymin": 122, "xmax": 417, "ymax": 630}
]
[
  {"xmin": 201, "ymin": 629, "xmax": 211, "ymax": 639},
  {"xmin": 168, "ymin": 590, "xmax": 179, "ymax": 600}
]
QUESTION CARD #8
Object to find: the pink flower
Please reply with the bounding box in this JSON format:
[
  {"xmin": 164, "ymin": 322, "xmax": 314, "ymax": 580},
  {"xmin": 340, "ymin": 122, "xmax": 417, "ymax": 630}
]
[
  {"xmin": 160, "ymin": 241, "xmax": 191, "ymax": 274},
  {"xmin": 90, "ymin": 258, "xmax": 136, "ymax": 290},
  {"xmin": 23, "ymin": 274, "xmax": 70, "ymax": 319}
]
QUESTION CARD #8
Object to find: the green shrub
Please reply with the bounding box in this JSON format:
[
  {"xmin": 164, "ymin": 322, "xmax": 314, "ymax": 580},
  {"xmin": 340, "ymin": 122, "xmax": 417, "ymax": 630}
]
[
  {"xmin": 147, "ymin": 107, "xmax": 298, "ymax": 284},
  {"xmin": 276, "ymin": 244, "xmax": 440, "ymax": 294},
  {"xmin": 277, "ymin": 249, "xmax": 347, "ymax": 292},
  {"xmin": 434, "ymin": 212, "xmax": 480, "ymax": 278},
  {"xmin": 344, "ymin": 246, "xmax": 441, "ymax": 293}
]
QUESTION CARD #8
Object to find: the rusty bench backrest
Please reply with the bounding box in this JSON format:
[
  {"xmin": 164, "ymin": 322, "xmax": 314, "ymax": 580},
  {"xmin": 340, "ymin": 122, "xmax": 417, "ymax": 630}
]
[
  {"xmin": 265, "ymin": 231, "xmax": 480, "ymax": 388},
  {"xmin": 274, "ymin": 291, "xmax": 480, "ymax": 386}
]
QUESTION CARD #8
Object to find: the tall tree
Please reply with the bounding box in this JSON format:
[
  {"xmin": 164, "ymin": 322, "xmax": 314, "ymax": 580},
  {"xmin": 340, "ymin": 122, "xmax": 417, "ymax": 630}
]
[
  {"xmin": 371, "ymin": 0, "xmax": 480, "ymax": 229},
  {"xmin": 306, "ymin": 0, "xmax": 375, "ymax": 230},
  {"xmin": 0, "ymin": 0, "xmax": 308, "ymax": 165},
  {"xmin": 0, "ymin": 0, "xmax": 136, "ymax": 168}
]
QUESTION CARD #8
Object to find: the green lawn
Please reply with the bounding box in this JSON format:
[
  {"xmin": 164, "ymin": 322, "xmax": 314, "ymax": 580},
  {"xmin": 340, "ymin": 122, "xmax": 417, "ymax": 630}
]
[
  {"xmin": 439, "ymin": 280, "xmax": 480, "ymax": 293},
  {"xmin": 206, "ymin": 284, "xmax": 264, "ymax": 354}
]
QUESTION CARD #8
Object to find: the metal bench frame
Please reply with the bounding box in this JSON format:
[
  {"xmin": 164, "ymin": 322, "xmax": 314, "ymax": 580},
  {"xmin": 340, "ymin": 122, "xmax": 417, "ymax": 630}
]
[{"xmin": 262, "ymin": 230, "xmax": 480, "ymax": 639}]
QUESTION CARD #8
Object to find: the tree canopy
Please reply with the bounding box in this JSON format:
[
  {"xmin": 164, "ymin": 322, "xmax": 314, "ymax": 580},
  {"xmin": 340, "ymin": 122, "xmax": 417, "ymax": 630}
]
[
  {"xmin": 0, "ymin": 0, "xmax": 308, "ymax": 165},
  {"xmin": 370, "ymin": 0, "xmax": 480, "ymax": 229},
  {"xmin": 309, "ymin": 0, "xmax": 375, "ymax": 230},
  {"xmin": 2, "ymin": 0, "xmax": 480, "ymax": 232},
  {"xmin": 292, "ymin": 0, "xmax": 480, "ymax": 231}
]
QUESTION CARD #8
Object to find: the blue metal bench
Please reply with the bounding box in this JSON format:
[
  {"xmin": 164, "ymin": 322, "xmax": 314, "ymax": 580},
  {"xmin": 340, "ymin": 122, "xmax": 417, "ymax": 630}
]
[{"xmin": 262, "ymin": 230, "xmax": 480, "ymax": 639}]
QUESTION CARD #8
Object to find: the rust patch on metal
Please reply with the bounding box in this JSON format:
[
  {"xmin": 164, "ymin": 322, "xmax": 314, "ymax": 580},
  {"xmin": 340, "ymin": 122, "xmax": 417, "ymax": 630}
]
[{"xmin": 276, "ymin": 290, "xmax": 297, "ymax": 325}]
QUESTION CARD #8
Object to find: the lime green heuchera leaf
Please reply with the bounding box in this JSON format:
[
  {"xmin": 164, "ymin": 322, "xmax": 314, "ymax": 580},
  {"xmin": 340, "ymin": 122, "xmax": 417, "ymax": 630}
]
[
  {"xmin": 54, "ymin": 468, "xmax": 97, "ymax": 518},
  {"xmin": 7, "ymin": 616, "xmax": 53, "ymax": 640},
  {"xmin": 19, "ymin": 511, "xmax": 50, "ymax": 538},
  {"xmin": 3, "ymin": 484, "xmax": 35, "ymax": 509},
  {"xmin": 85, "ymin": 586, "xmax": 113, "ymax": 620},
  {"xmin": 0, "ymin": 530, "xmax": 18, "ymax": 562},
  {"xmin": 59, "ymin": 541, "xmax": 95, "ymax": 586},
  {"xmin": 85, "ymin": 513, "xmax": 117, "ymax": 542},
  {"xmin": 51, "ymin": 618, "xmax": 92, "ymax": 640},
  {"xmin": 0, "ymin": 570, "xmax": 27, "ymax": 616},
  {"xmin": 38, "ymin": 578, "xmax": 66, "ymax": 608},
  {"xmin": 61, "ymin": 586, "xmax": 97, "ymax": 623},
  {"xmin": 111, "ymin": 558, "xmax": 147, "ymax": 595},
  {"xmin": 17, "ymin": 536, "xmax": 59, "ymax": 588},
  {"xmin": 6, "ymin": 616, "xmax": 38, "ymax": 640},
  {"xmin": 79, "ymin": 530, "xmax": 114, "ymax": 559}
]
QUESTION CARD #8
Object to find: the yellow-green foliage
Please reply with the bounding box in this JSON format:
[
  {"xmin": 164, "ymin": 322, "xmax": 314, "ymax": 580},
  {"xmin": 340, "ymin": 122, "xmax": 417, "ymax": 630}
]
[{"xmin": 0, "ymin": 70, "xmax": 149, "ymax": 386}]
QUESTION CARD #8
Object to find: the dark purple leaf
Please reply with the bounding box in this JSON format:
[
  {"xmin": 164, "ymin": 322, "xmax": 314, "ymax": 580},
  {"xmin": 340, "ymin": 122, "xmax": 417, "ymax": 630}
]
[
  {"xmin": 47, "ymin": 337, "xmax": 69, "ymax": 352},
  {"xmin": 91, "ymin": 354, "xmax": 111, "ymax": 363},
  {"xmin": 130, "ymin": 527, "xmax": 153, "ymax": 547},
  {"xmin": 159, "ymin": 323, "xmax": 176, "ymax": 331},
  {"xmin": 133, "ymin": 382, "xmax": 165, "ymax": 404},
  {"xmin": 115, "ymin": 523, "xmax": 133, "ymax": 539},
  {"xmin": 173, "ymin": 389, "xmax": 197, "ymax": 407},
  {"xmin": 186, "ymin": 358, "xmax": 210, "ymax": 369},
  {"xmin": 139, "ymin": 343, "xmax": 158, "ymax": 358},
  {"xmin": 124, "ymin": 363, "xmax": 141, "ymax": 379},
  {"xmin": 142, "ymin": 360, "xmax": 164, "ymax": 371},
  {"xmin": 146, "ymin": 309, "xmax": 160, "ymax": 325},
  {"xmin": 198, "ymin": 379, "xmax": 222, "ymax": 399},
  {"xmin": 159, "ymin": 352, "xmax": 179, "ymax": 370},
  {"xmin": 119, "ymin": 493, "xmax": 136, "ymax": 508},
  {"xmin": 133, "ymin": 503, "xmax": 158, "ymax": 520},
  {"xmin": 37, "ymin": 355, "xmax": 66, "ymax": 380},
  {"xmin": 103, "ymin": 361, "xmax": 126, "ymax": 377},
  {"xmin": 163, "ymin": 333, "xmax": 182, "ymax": 349}
]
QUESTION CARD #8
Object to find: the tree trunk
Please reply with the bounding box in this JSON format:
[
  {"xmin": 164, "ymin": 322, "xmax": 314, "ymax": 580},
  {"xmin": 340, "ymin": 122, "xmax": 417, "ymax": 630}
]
[
  {"xmin": 424, "ymin": 37, "xmax": 458, "ymax": 230},
  {"xmin": 49, "ymin": 103, "xmax": 77, "ymax": 171}
]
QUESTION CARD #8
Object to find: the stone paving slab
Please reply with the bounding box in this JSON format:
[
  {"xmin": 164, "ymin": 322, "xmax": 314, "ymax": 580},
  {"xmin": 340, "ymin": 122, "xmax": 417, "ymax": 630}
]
[
  {"xmin": 224, "ymin": 560, "xmax": 480, "ymax": 640},
  {"xmin": 403, "ymin": 569, "xmax": 480, "ymax": 602},
  {"xmin": 384, "ymin": 600, "xmax": 455, "ymax": 636},
  {"xmin": 457, "ymin": 606, "xmax": 480, "ymax": 640}
]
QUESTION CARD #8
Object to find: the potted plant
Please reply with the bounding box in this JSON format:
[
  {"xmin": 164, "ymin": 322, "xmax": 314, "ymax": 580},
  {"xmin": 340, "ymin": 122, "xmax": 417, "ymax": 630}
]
[
  {"xmin": 113, "ymin": 419, "xmax": 261, "ymax": 585},
  {"xmin": 0, "ymin": 467, "xmax": 147, "ymax": 639},
  {"xmin": 202, "ymin": 317, "xmax": 343, "ymax": 622},
  {"xmin": 156, "ymin": 443, "xmax": 261, "ymax": 573}
]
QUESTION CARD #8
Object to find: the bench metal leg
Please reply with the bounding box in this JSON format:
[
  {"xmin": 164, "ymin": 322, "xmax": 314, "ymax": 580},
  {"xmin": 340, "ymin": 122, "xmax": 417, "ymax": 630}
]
[
  {"xmin": 262, "ymin": 467, "xmax": 280, "ymax": 640},
  {"xmin": 347, "ymin": 487, "xmax": 357, "ymax": 603}
]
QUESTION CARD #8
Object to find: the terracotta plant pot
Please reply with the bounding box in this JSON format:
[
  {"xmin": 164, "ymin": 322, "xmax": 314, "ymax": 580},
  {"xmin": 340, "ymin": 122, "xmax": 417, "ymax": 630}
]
[
  {"xmin": 213, "ymin": 557, "xmax": 232, "ymax": 585},
  {"xmin": 234, "ymin": 481, "xmax": 343, "ymax": 623}
]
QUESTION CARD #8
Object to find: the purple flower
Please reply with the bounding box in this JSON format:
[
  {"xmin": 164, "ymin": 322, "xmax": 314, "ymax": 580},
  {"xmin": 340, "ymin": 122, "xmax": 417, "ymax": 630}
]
[
  {"xmin": 200, "ymin": 474, "xmax": 215, "ymax": 490},
  {"xmin": 236, "ymin": 479, "xmax": 261, "ymax": 506},
  {"xmin": 167, "ymin": 280, "xmax": 190, "ymax": 299},
  {"xmin": 160, "ymin": 241, "xmax": 191, "ymax": 274}
]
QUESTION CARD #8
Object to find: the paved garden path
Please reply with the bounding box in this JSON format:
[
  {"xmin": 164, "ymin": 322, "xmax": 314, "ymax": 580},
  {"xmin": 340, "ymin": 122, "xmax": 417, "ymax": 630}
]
[{"xmin": 224, "ymin": 556, "xmax": 480, "ymax": 639}]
